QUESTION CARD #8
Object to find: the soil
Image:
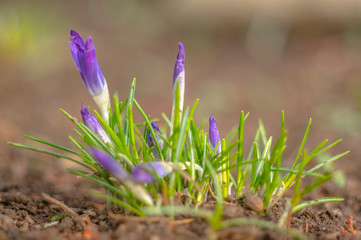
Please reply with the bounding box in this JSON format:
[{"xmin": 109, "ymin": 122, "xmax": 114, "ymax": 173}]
[{"xmin": 0, "ymin": 165, "xmax": 360, "ymax": 240}]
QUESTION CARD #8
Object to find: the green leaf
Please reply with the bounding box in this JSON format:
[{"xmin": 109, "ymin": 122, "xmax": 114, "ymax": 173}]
[
  {"xmin": 24, "ymin": 135, "xmax": 81, "ymax": 157},
  {"xmin": 134, "ymin": 99, "xmax": 163, "ymax": 160},
  {"xmin": 292, "ymin": 197, "xmax": 344, "ymax": 213},
  {"xmin": 127, "ymin": 103, "xmax": 139, "ymax": 159},
  {"xmin": 236, "ymin": 111, "xmax": 246, "ymax": 197},
  {"xmin": 124, "ymin": 78, "xmax": 136, "ymax": 144},
  {"xmin": 307, "ymin": 151, "xmax": 349, "ymax": 173},
  {"xmin": 220, "ymin": 218, "xmax": 311, "ymax": 240},
  {"xmin": 8, "ymin": 142, "xmax": 93, "ymax": 171},
  {"xmin": 291, "ymin": 118, "xmax": 312, "ymax": 169}
]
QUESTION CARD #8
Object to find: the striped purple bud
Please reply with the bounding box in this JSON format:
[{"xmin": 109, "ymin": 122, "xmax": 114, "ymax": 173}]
[
  {"xmin": 173, "ymin": 42, "xmax": 185, "ymax": 87},
  {"xmin": 70, "ymin": 30, "xmax": 106, "ymax": 96},
  {"xmin": 81, "ymin": 104, "xmax": 111, "ymax": 144},
  {"xmin": 90, "ymin": 148, "xmax": 154, "ymax": 205},
  {"xmin": 209, "ymin": 114, "xmax": 221, "ymax": 154},
  {"xmin": 172, "ymin": 42, "xmax": 185, "ymax": 111},
  {"xmin": 89, "ymin": 148, "xmax": 127, "ymax": 180},
  {"xmin": 70, "ymin": 30, "xmax": 110, "ymax": 123},
  {"xmin": 131, "ymin": 162, "xmax": 172, "ymax": 184},
  {"xmin": 147, "ymin": 121, "xmax": 163, "ymax": 157}
]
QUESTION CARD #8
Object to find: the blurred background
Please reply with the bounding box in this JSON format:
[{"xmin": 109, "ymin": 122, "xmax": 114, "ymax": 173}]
[{"xmin": 1, "ymin": 0, "xmax": 361, "ymax": 178}]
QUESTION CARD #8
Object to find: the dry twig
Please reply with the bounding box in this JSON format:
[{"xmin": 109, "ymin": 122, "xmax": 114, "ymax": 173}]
[
  {"xmin": 42, "ymin": 193, "xmax": 86, "ymax": 229},
  {"xmin": 108, "ymin": 210, "xmax": 168, "ymax": 222},
  {"xmin": 166, "ymin": 218, "xmax": 194, "ymax": 228},
  {"xmin": 208, "ymin": 185, "xmax": 218, "ymax": 200}
]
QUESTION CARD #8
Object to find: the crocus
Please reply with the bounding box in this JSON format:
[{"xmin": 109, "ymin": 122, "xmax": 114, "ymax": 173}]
[
  {"xmin": 90, "ymin": 148, "xmax": 172, "ymax": 184},
  {"xmin": 172, "ymin": 42, "xmax": 185, "ymax": 112},
  {"xmin": 132, "ymin": 162, "xmax": 172, "ymax": 184},
  {"xmin": 70, "ymin": 30, "xmax": 110, "ymax": 123},
  {"xmin": 81, "ymin": 104, "xmax": 111, "ymax": 144},
  {"xmin": 90, "ymin": 148, "xmax": 154, "ymax": 205},
  {"xmin": 89, "ymin": 148, "xmax": 127, "ymax": 180},
  {"xmin": 209, "ymin": 114, "xmax": 221, "ymax": 154},
  {"xmin": 147, "ymin": 121, "xmax": 164, "ymax": 158}
]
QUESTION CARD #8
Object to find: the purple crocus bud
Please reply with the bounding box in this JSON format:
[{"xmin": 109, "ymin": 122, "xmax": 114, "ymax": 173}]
[
  {"xmin": 89, "ymin": 148, "xmax": 128, "ymax": 180},
  {"xmin": 131, "ymin": 162, "xmax": 172, "ymax": 184},
  {"xmin": 90, "ymin": 148, "xmax": 154, "ymax": 206},
  {"xmin": 209, "ymin": 114, "xmax": 221, "ymax": 154},
  {"xmin": 81, "ymin": 104, "xmax": 111, "ymax": 144},
  {"xmin": 147, "ymin": 121, "xmax": 164, "ymax": 157},
  {"xmin": 172, "ymin": 42, "xmax": 185, "ymax": 112},
  {"xmin": 70, "ymin": 30, "xmax": 110, "ymax": 123}
]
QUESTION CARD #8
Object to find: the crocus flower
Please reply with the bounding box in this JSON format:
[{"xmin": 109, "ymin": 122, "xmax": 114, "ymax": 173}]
[
  {"xmin": 209, "ymin": 114, "xmax": 221, "ymax": 154},
  {"xmin": 172, "ymin": 42, "xmax": 185, "ymax": 112},
  {"xmin": 70, "ymin": 30, "xmax": 110, "ymax": 123},
  {"xmin": 89, "ymin": 148, "xmax": 127, "ymax": 180},
  {"xmin": 147, "ymin": 121, "xmax": 164, "ymax": 158},
  {"xmin": 90, "ymin": 148, "xmax": 154, "ymax": 205},
  {"xmin": 132, "ymin": 162, "xmax": 172, "ymax": 184},
  {"xmin": 81, "ymin": 104, "xmax": 111, "ymax": 144},
  {"xmin": 90, "ymin": 148, "xmax": 172, "ymax": 184}
]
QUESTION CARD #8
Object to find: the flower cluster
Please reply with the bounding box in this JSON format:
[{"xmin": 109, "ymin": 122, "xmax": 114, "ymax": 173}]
[
  {"xmin": 11, "ymin": 29, "xmax": 347, "ymax": 216},
  {"xmin": 70, "ymin": 30, "xmax": 225, "ymax": 200},
  {"xmin": 70, "ymin": 31, "xmax": 206, "ymax": 187},
  {"xmin": 90, "ymin": 148, "xmax": 171, "ymax": 184}
]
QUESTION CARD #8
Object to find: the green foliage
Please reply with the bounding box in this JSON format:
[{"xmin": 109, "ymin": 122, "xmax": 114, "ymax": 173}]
[{"xmin": 9, "ymin": 78, "xmax": 348, "ymax": 234}]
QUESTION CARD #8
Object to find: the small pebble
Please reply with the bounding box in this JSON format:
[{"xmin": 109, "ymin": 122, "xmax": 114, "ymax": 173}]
[
  {"xmin": 58, "ymin": 216, "xmax": 74, "ymax": 232},
  {"xmin": 19, "ymin": 222, "xmax": 29, "ymax": 232},
  {"xmin": 3, "ymin": 209, "xmax": 17, "ymax": 220},
  {"xmin": 328, "ymin": 209, "xmax": 342, "ymax": 219},
  {"xmin": 0, "ymin": 214, "xmax": 17, "ymax": 231},
  {"xmin": 244, "ymin": 195, "xmax": 264, "ymax": 213},
  {"xmin": 33, "ymin": 224, "xmax": 41, "ymax": 230},
  {"xmin": 84, "ymin": 209, "xmax": 96, "ymax": 217},
  {"xmin": 15, "ymin": 192, "xmax": 30, "ymax": 205},
  {"xmin": 25, "ymin": 215, "xmax": 34, "ymax": 225},
  {"xmin": 27, "ymin": 205, "xmax": 37, "ymax": 215}
]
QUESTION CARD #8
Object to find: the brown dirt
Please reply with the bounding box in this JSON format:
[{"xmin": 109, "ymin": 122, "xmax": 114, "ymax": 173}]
[{"xmin": 0, "ymin": 157, "xmax": 360, "ymax": 240}]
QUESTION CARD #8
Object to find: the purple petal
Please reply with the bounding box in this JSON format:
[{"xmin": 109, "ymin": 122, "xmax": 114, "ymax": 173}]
[
  {"xmin": 70, "ymin": 30, "xmax": 105, "ymax": 96},
  {"xmin": 80, "ymin": 104, "xmax": 111, "ymax": 143},
  {"xmin": 147, "ymin": 122, "xmax": 164, "ymax": 158},
  {"xmin": 70, "ymin": 30, "xmax": 86, "ymax": 47},
  {"xmin": 89, "ymin": 148, "xmax": 127, "ymax": 179},
  {"xmin": 147, "ymin": 121, "xmax": 162, "ymax": 148},
  {"xmin": 209, "ymin": 114, "xmax": 221, "ymax": 154},
  {"xmin": 172, "ymin": 42, "xmax": 185, "ymax": 87},
  {"xmin": 70, "ymin": 30, "xmax": 85, "ymax": 73},
  {"xmin": 131, "ymin": 162, "xmax": 172, "ymax": 184}
]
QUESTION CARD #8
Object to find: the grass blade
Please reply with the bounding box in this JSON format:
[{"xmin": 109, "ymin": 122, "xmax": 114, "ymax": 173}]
[{"xmin": 292, "ymin": 197, "xmax": 344, "ymax": 213}]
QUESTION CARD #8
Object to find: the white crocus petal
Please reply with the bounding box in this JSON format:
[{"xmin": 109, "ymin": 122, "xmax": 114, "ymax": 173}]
[
  {"xmin": 177, "ymin": 162, "xmax": 204, "ymax": 175},
  {"xmin": 93, "ymin": 81, "xmax": 110, "ymax": 124},
  {"xmin": 174, "ymin": 72, "xmax": 185, "ymax": 113},
  {"xmin": 228, "ymin": 182, "xmax": 233, "ymax": 196},
  {"xmin": 271, "ymin": 181, "xmax": 285, "ymax": 204},
  {"xmin": 97, "ymin": 128, "xmax": 111, "ymax": 144},
  {"xmin": 157, "ymin": 162, "xmax": 173, "ymax": 175},
  {"xmin": 123, "ymin": 180, "xmax": 154, "ymax": 206}
]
